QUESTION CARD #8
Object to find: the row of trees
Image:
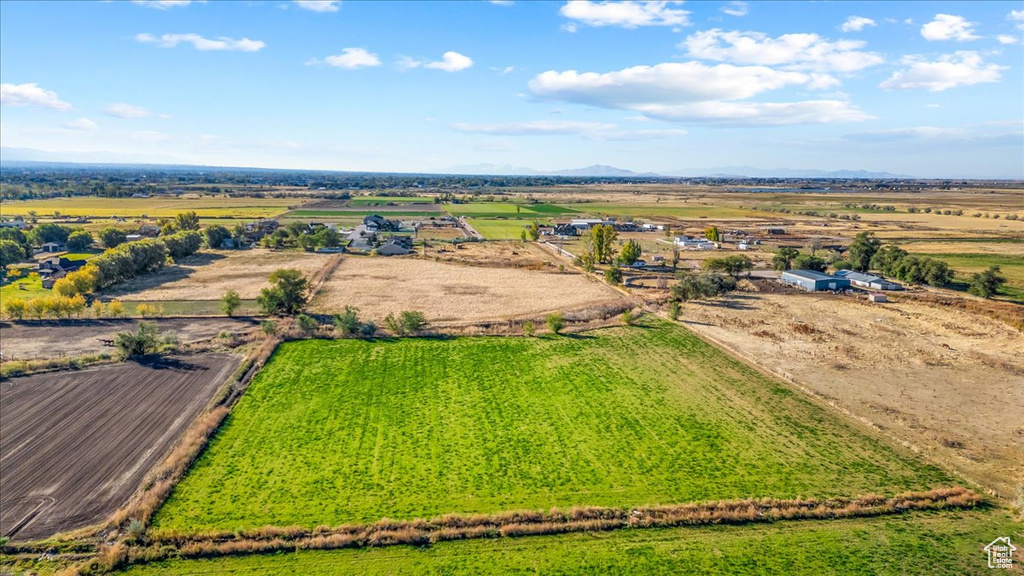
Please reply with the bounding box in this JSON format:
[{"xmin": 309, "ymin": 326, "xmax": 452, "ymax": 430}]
[
  {"xmin": 53, "ymin": 231, "xmax": 202, "ymax": 297},
  {"xmin": 867, "ymin": 245, "xmax": 954, "ymax": 287},
  {"xmin": 260, "ymin": 222, "xmax": 341, "ymax": 251},
  {"xmin": 573, "ymin": 225, "xmax": 645, "ymax": 272}
]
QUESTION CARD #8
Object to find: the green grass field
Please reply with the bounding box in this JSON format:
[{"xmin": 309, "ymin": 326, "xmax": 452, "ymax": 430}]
[
  {"xmin": 284, "ymin": 210, "xmax": 441, "ymax": 218},
  {"xmin": 347, "ymin": 196, "xmax": 435, "ymax": 206},
  {"xmin": 123, "ymin": 510, "xmax": 1022, "ymax": 575},
  {"xmin": 1, "ymin": 270, "xmax": 51, "ymax": 300},
  {"xmin": 154, "ymin": 321, "xmax": 949, "ymax": 532},
  {"xmin": 563, "ymin": 202, "xmax": 760, "ymax": 219},
  {"xmin": 466, "ymin": 217, "xmax": 549, "ymax": 240},
  {"xmin": 445, "ymin": 202, "xmax": 573, "ymax": 219},
  {"xmin": 1, "ymin": 196, "xmax": 302, "ymax": 218}
]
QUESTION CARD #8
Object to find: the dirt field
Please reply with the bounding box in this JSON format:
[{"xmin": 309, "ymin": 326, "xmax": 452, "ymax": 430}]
[
  {"xmin": 0, "ymin": 317, "xmax": 258, "ymax": 361},
  {"xmin": 105, "ymin": 250, "xmax": 335, "ymax": 301},
  {"xmin": 0, "ymin": 354, "xmax": 240, "ymax": 540},
  {"xmin": 675, "ymin": 292, "xmax": 1024, "ymax": 500},
  {"xmin": 311, "ymin": 255, "xmax": 626, "ymax": 323}
]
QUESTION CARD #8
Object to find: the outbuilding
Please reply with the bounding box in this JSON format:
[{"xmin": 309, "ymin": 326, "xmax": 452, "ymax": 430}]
[
  {"xmin": 834, "ymin": 269, "xmax": 902, "ymax": 291},
  {"xmin": 780, "ymin": 270, "xmax": 851, "ymax": 292}
]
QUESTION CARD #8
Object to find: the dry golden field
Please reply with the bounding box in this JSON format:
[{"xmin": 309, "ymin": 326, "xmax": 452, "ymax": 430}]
[
  {"xmin": 675, "ymin": 291, "xmax": 1024, "ymax": 500},
  {"xmin": 105, "ymin": 250, "xmax": 335, "ymax": 301},
  {"xmin": 310, "ymin": 255, "xmax": 626, "ymax": 322}
]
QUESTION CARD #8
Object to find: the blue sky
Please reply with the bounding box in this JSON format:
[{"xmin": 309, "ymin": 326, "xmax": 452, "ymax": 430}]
[{"xmin": 1, "ymin": 0, "xmax": 1022, "ymax": 177}]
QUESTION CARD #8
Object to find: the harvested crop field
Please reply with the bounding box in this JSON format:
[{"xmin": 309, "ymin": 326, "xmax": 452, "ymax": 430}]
[
  {"xmin": 154, "ymin": 322, "xmax": 949, "ymax": 532},
  {"xmin": 0, "ymin": 317, "xmax": 258, "ymax": 361},
  {"xmin": 105, "ymin": 250, "xmax": 335, "ymax": 301},
  {"xmin": 310, "ymin": 256, "xmax": 624, "ymax": 322},
  {"xmin": 0, "ymin": 354, "xmax": 240, "ymax": 540},
  {"xmin": 677, "ymin": 292, "xmax": 1024, "ymax": 500}
]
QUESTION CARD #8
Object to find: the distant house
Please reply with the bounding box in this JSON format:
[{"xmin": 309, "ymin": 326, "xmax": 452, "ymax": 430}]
[
  {"xmin": 780, "ymin": 270, "xmax": 851, "ymax": 292},
  {"xmin": 834, "ymin": 270, "xmax": 902, "ymax": 290},
  {"xmin": 125, "ymin": 234, "xmax": 143, "ymax": 242},
  {"xmin": 243, "ymin": 219, "xmax": 279, "ymax": 243},
  {"xmin": 674, "ymin": 236, "xmax": 716, "ymax": 250},
  {"xmin": 569, "ymin": 218, "xmax": 614, "ymax": 232},
  {"xmin": 377, "ymin": 236, "xmax": 413, "ymax": 256},
  {"xmin": 363, "ymin": 214, "xmax": 399, "ymax": 233},
  {"xmin": 40, "ymin": 242, "xmax": 65, "ymax": 253},
  {"xmin": 37, "ymin": 257, "xmax": 86, "ymax": 288},
  {"xmin": 0, "ymin": 218, "xmax": 28, "ymax": 230}
]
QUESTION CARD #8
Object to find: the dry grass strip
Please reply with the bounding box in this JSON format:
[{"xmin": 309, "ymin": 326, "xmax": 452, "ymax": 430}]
[{"xmin": 68, "ymin": 487, "xmax": 982, "ymax": 574}]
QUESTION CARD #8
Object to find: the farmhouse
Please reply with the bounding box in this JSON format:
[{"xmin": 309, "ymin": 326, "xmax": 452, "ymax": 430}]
[
  {"xmin": 36, "ymin": 257, "xmax": 87, "ymax": 288},
  {"xmin": 780, "ymin": 269, "xmax": 851, "ymax": 292},
  {"xmin": 834, "ymin": 269, "xmax": 903, "ymax": 291},
  {"xmin": 377, "ymin": 236, "xmax": 413, "ymax": 256},
  {"xmin": 569, "ymin": 218, "xmax": 614, "ymax": 232},
  {"xmin": 0, "ymin": 218, "xmax": 28, "ymax": 229},
  {"xmin": 674, "ymin": 236, "xmax": 716, "ymax": 250},
  {"xmin": 40, "ymin": 242, "xmax": 65, "ymax": 253}
]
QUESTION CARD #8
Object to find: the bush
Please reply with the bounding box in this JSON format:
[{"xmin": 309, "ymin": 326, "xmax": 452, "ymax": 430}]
[
  {"xmin": 668, "ymin": 301, "xmax": 680, "ymax": 321},
  {"xmin": 522, "ymin": 320, "xmax": 535, "ymax": 337},
  {"xmin": 115, "ymin": 323, "xmax": 160, "ymax": 359},
  {"xmin": 332, "ymin": 306, "xmax": 361, "ymax": 336},
  {"xmin": 261, "ymin": 319, "xmax": 278, "ymax": 336},
  {"xmin": 258, "ymin": 269, "xmax": 309, "ymax": 316},
  {"xmin": 358, "ymin": 321, "xmax": 377, "ymax": 337},
  {"xmin": 297, "ymin": 313, "xmax": 319, "ymax": 334},
  {"xmin": 546, "ymin": 312, "xmax": 565, "ymax": 335},
  {"xmin": 99, "ymin": 227, "xmax": 128, "ymax": 249},
  {"xmin": 968, "ymin": 266, "xmax": 1005, "ymax": 299},
  {"xmin": 222, "ymin": 290, "xmax": 241, "ymax": 317},
  {"xmin": 604, "ymin": 265, "xmax": 622, "ymax": 285},
  {"xmin": 671, "ymin": 272, "xmax": 736, "ymax": 302}
]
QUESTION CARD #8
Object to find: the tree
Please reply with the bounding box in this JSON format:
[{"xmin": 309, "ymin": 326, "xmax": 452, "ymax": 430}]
[
  {"xmin": 99, "ymin": 227, "xmax": 128, "ymax": 249},
  {"xmin": 604, "ymin": 264, "xmax": 622, "ymax": 285},
  {"xmin": 702, "ymin": 255, "xmax": 752, "ymax": 277},
  {"xmin": 0, "ymin": 239, "xmax": 25, "ymax": 268},
  {"xmin": 162, "ymin": 230, "xmax": 202, "ymax": 259},
  {"xmin": 671, "ymin": 271, "xmax": 737, "ymax": 302},
  {"xmin": 314, "ymin": 227, "xmax": 341, "ymax": 248},
  {"xmin": 203, "ymin": 225, "xmax": 230, "ymax": 249},
  {"xmin": 53, "ymin": 264, "xmax": 99, "ymax": 297},
  {"xmin": 793, "ymin": 254, "xmax": 827, "ymax": 273},
  {"xmin": 29, "ymin": 223, "xmax": 71, "ymax": 246},
  {"xmin": 847, "ymin": 231, "xmax": 881, "ymax": 272},
  {"xmin": 66, "ymin": 230, "xmax": 94, "ymax": 251},
  {"xmin": 3, "ymin": 298, "xmax": 27, "ymax": 320},
  {"xmin": 806, "ymin": 237, "xmax": 822, "ymax": 255},
  {"xmin": 114, "ymin": 323, "xmax": 160, "ymax": 360},
  {"xmin": 546, "ymin": 312, "xmax": 565, "ymax": 335},
  {"xmin": 257, "ymin": 269, "xmax": 309, "ymax": 315},
  {"xmin": 332, "ymin": 306, "xmax": 361, "ymax": 336},
  {"xmin": 0, "ymin": 227, "xmax": 28, "ymax": 247},
  {"xmin": 704, "ymin": 226, "xmax": 721, "ymax": 242},
  {"xmin": 772, "ymin": 247, "xmax": 799, "ymax": 271},
  {"xmin": 222, "ymin": 289, "xmax": 241, "ymax": 316},
  {"xmin": 968, "ymin": 266, "xmax": 1005, "ymax": 298},
  {"xmin": 668, "ymin": 301, "xmax": 681, "ymax": 321},
  {"xmin": 869, "ymin": 245, "xmax": 909, "ymax": 276},
  {"xmin": 618, "ymin": 239, "xmax": 642, "ymax": 265},
  {"xmin": 587, "ymin": 224, "xmax": 618, "ymax": 263},
  {"xmin": 527, "ymin": 221, "xmax": 540, "ymax": 241},
  {"xmin": 173, "ymin": 211, "xmax": 200, "ymax": 231},
  {"xmin": 830, "ymin": 259, "xmax": 853, "ymax": 272}
]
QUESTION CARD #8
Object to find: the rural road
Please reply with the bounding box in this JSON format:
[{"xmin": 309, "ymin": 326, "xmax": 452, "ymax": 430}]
[{"xmin": 458, "ymin": 217, "xmax": 484, "ymax": 240}]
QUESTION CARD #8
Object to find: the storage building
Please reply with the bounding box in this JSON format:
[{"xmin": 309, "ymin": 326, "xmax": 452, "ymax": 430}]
[{"xmin": 780, "ymin": 270, "xmax": 851, "ymax": 292}]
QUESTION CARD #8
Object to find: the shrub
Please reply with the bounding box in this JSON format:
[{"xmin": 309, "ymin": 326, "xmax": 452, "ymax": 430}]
[
  {"xmin": 3, "ymin": 297, "xmax": 26, "ymax": 319},
  {"xmin": 522, "ymin": 320, "xmax": 535, "ymax": 337},
  {"xmin": 668, "ymin": 301, "xmax": 681, "ymax": 321},
  {"xmin": 358, "ymin": 321, "xmax": 377, "ymax": 337},
  {"xmin": 67, "ymin": 229, "xmax": 94, "ymax": 251},
  {"xmin": 297, "ymin": 313, "xmax": 319, "ymax": 334},
  {"xmin": 107, "ymin": 300, "xmax": 125, "ymax": 318},
  {"xmin": 99, "ymin": 227, "xmax": 128, "ymax": 249},
  {"xmin": 115, "ymin": 323, "xmax": 160, "ymax": 359},
  {"xmin": 222, "ymin": 290, "xmax": 241, "ymax": 317},
  {"xmin": 546, "ymin": 312, "xmax": 565, "ymax": 335},
  {"xmin": 332, "ymin": 306, "xmax": 361, "ymax": 336},
  {"xmin": 258, "ymin": 269, "xmax": 309, "ymax": 316},
  {"xmin": 261, "ymin": 319, "xmax": 278, "ymax": 336}
]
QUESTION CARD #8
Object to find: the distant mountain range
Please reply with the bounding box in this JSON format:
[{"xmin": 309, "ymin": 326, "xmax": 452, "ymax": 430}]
[
  {"xmin": 445, "ymin": 162, "xmax": 909, "ymax": 179},
  {"xmin": 1, "ymin": 148, "xmax": 911, "ymax": 179}
]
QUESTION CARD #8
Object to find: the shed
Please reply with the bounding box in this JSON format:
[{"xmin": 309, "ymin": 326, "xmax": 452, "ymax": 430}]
[
  {"xmin": 41, "ymin": 242, "xmax": 65, "ymax": 253},
  {"xmin": 868, "ymin": 292, "xmax": 888, "ymax": 302},
  {"xmin": 780, "ymin": 270, "xmax": 851, "ymax": 292},
  {"xmin": 834, "ymin": 270, "xmax": 903, "ymax": 291}
]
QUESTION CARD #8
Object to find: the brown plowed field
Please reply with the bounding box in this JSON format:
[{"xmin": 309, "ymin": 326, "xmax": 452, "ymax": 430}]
[{"xmin": 0, "ymin": 354, "xmax": 239, "ymax": 540}]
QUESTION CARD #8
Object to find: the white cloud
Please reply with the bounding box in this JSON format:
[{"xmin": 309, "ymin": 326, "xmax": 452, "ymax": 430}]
[
  {"xmin": 845, "ymin": 124, "xmax": 1023, "ymax": 146},
  {"xmin": 997, "ymin": 35, "xmax": 1020, "ymax": 45},
  {"xmin": 880, "ymin": 51, "xmax": 1005, "ymax": 92},
  {"xmin": 0, "ymin": 83, "xmax": 73, "ymax": 111},
  {"xmin": 920, "ymin": 14, "xmax": 980, "ymax": 41},
  {"xmin": 135, "ymin": 32, "xmax": 265, "ymax": 52},
  {"xmin": 490, "ymin": 65, "xmax": 516, "ymax": 75},
  {"xmin": 130, "ymin": 0, "xmax": 199, "ymax": 8},
  {"xmin": 401, "ymin": 51, "xmax": 473, "ymax": 72},
  {"xmin": 841, "ymin": 16, "xmax": 876, "ymax": 32},
  {"xmin": 1011, "ymin": 10, "xmax": 1024, "ymax": 31},
  {"xmin": 721, "ymin": 2, "xmax": 747, "ymax": 17},
  {"xmin": 64, "ymin": 118, "xmax": 98, "ymax": 131},
  {"xmin": 452, "ymin": 120, "xmax": 617, "ymax": 136},
  {"xmin": 293, "ymin": 1, "xmax": 340, "ymax": 12},
  {"xmin": 528, "ymin": 62, "xmax": 871, "ymax": 125},
  {"xmin": 104, "ymin": 102, "xmax": 153, "ymax": 118},
  {"xmin": 560, "ymin": 1, "xmax": 689, "ymax": 29},
  {"xmin": 316, "ymin": 48, "xmax": 381, "ymax": 69},
  {"xmin": 451, "ymin": 119, "xmax": 687, "ymax": 140},
  {"xmin": 681, "ymin": 29, "xmax": 884, "ymax": 73}
]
